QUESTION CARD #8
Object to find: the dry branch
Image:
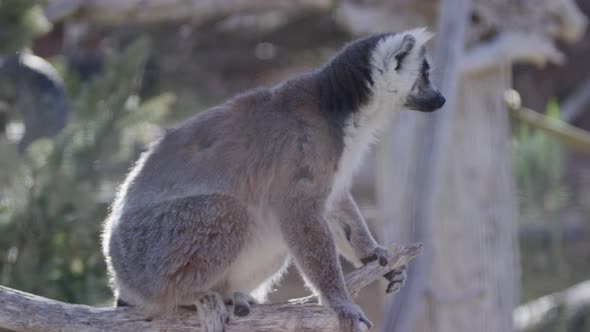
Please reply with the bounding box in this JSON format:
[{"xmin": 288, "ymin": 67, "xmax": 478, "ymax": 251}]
[
  {"xmin": 461, "ymin": 32, "xmax": 566, "ymax": 75},
  {"xmin": 0, "ymin": 244, "xmax": 421, "ymax": 332},
  {"xmin": 514, "ymin": 280, "xmax": 590, "ymax": 331},
  {"xmin": 43, "ymin": 0, "xmax": 332, "ymax": 24},
  {"xmin": 508, "ymin": 105, "xmax": 590, "ymax": 156}
]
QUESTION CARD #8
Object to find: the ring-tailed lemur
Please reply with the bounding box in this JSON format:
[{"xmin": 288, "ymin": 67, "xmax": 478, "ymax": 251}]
[{"xmin": 102, "ymin": 27, "xmax": 444, "ymax": 332}]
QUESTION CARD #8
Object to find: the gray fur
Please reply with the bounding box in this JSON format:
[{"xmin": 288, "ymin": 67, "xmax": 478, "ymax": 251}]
[{"xmin": 102, "ymin": 28, "xmax": 443, "ymax": 332}]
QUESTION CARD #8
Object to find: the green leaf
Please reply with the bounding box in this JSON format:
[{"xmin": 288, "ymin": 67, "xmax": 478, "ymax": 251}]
[{"xmin": 545, "ymin": 97, "xmax": 561, "ymax": 120}]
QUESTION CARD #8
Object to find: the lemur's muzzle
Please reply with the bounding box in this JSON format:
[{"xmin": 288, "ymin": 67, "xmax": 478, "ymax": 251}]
[
  {"xmin": 431, "ymin": 92, "xmax": 446, "ymax": 110},
  {"xmin": 404, "ymin": 88, "xmax": 446, "ymax": 113}
]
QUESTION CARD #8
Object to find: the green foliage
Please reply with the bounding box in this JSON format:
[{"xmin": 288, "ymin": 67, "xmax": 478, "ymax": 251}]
[
  {"xmin": 0, "ymin": 37, "xmax": 174, "ymax": 304},
  {"xmin": 514, "ymin": 98, "xmax": 573, "ymax": 293},
  {"xmin": 0, "ymin": 0, "xmax": 51, "ymax": 54},
  {"xmin": 513, "ymin": 98, "xmax": 570, "ymax": 221}
]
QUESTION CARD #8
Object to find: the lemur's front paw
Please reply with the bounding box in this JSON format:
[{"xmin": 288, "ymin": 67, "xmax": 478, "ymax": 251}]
[
  {"xmin": 360, "ymin": 246, "xmax": 389, "ymax": 266},
  {"xmin": 384, "ymin": 264, "xmax": 407, "ymax": 294},
  {"xmin": 332, "ymin": 302, "xmax": 373, "ymax": 332},
  {"xmin": 361, "ymin": 246, "xmax": 407, "ymax": 294}
]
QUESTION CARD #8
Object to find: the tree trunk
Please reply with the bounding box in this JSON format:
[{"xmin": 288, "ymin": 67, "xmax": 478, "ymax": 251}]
[
  {"xmin": 380, "ymin": 60, "xmax": 520, "ymax": 332},
  {"xmin": 378, "ymin": 1, "xmax": 520, "ymax": 331},
  {"xmin": 415, "ymin": 68, "xmax": 520, "ymax": 332}
]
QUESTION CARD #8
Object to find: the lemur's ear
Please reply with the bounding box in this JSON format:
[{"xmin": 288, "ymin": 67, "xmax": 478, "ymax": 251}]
[{"xmin": 386, "ymin": 34, "xmax": 416, "ymax": 72}]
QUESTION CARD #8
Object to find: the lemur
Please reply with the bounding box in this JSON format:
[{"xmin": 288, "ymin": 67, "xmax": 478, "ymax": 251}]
[{"xmin": 102, "ymin": 28, "xmax": 445, "ymax": 332}]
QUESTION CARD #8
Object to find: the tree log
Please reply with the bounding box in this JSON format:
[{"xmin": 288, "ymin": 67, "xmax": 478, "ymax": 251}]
[
  {"xmin": 0, "ymin": 243, "xmax": 421, "ymax": 332},
  {"xmin": 43, "ymin": 0, "xmax": 332, "ymax": 24},
  {"xmin": 514, "ymin": 280, "xmax": 590, "ymax": 332},
  {"xmin": 381, "ymin": 1, "xmax": 472, "ymax": 331}
]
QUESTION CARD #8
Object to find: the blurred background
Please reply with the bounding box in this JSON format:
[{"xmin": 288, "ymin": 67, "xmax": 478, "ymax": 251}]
[{"xmin": 1, "ymin": 0, "xmax": 590, "ymax": 331}]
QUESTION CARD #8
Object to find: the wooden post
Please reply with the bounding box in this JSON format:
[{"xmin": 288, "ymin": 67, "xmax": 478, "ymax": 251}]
[{"xmin": 380, "ymin": 0, "xmax": 472, "ymax": 331}]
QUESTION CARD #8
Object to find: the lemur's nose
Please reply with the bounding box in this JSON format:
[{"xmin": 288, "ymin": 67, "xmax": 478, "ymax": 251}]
[{"xmin": 434, "ymin": 94, "xmax": 446, "ymax": 109}]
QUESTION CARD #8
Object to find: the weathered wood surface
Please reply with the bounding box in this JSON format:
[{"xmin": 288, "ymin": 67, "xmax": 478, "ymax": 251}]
[
  {"xmin": 509, "ymin": 105, "xmax": 590, "ymax": 156},
  {"xmin": 380, "ymin": 0, "xmax": 472, "ymax": 331},
  {"xmin": 418, "ymin": 63, "xmax": 519, "ymax": 332},
  {"xmin": 0, "ymin": 244, "xmax": 421, "ymax": 332},
  {"xmin": 43, "ymin": 0, "xmax": 331, "ymax": 24},
  {"xmin": 373, "ymin": 0, "xmax": 586, "ymax": 331},
  {"xmin": 514, "ymin": 280, "xmax": 590, "ymax": 332}
]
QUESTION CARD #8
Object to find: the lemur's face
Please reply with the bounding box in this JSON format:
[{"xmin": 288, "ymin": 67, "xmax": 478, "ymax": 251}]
[
  {"xmin": 373, "ymin": 30, "xmax": 445, "ymax": 113},
  {"xmin": 403, "ymin": 54, "xmax": 445, "ymax": 112}
]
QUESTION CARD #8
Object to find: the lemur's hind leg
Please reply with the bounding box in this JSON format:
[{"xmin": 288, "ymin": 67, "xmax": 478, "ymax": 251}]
[
  {"xmin": 196, "ymin": 292, "xmax": 229, "ymax": 332},
  {"xmin": 108, "ymin": 193, "xmax": 251, "ymax": 315},
  {"xmin": 224, "ymin": 292, "xmax": 258, "ymax": 317}
]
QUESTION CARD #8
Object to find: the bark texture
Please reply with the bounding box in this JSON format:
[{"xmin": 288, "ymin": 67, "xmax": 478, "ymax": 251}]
[
  {"xmin": 515, "ymin": 280, "xmax": 590, "ymax": 332},
  {"xmin": 370, "ymin": 1, "xmax": 586, "ymax": 332},
  {"xmin": 0, "ymin": 244, "xmax": 421, "ymax": 332},
  {"xmin": 379, "ymin": 1, "xmax": 478, "ymax": 331},
  {"xmin": 44, "ymin": 0, "xmax": 331, "ymax": 24},
  {"xmin": 416, "ymin": 68, "xmax": 519, "ymax": 332}
]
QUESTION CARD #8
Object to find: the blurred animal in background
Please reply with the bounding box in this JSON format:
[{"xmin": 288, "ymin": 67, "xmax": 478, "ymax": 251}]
[
  {"xmin": 102, "ymin": 27, "xmax": 444, "ymax": 332},
  {"xmin": 0, "ymin": 50, "xmax": 69, "ymax": 153}
]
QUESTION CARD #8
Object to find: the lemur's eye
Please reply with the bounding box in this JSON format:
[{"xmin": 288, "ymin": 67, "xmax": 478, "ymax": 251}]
[
  {"xmin": 421, "ymin": 60, "xmax": 430, "ymax": 80},
  {"xmin": 422, "ymin": 60, "xmax": 430, "ymax": 73},
  {"xmin": 394, "ymin": 52, "xmax": 408, "ymax": 71}
]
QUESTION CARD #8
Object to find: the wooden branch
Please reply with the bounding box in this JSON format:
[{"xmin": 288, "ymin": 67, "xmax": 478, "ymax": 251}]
[
  {"xmin": 0, "ymin": 244, "xmax": 421, "ymax": 332},
  {"xmin": 468, "ymin": 0, "xmax": 587, "ymax": 44},
  {"xmin": 43, "ymin": 0, "xmax": 332, "ymax": 24},
  {"xmin": 514, "ymin": 280, "xmax": 590, "ymax": 331},
  {"xmin": 461, "ymin": 32, "xmax": 565, "ymax": 76},
  {"xmin": 508, "ymin": 105, "xmax": 590, "ymax": 156}
]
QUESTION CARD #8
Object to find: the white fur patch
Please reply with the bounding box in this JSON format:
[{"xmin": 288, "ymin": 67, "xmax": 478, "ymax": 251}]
[
  {"xmin": 226, "ymin": 205, "xmax": 289, "ymax": 301},
  {"xmin": 326, "ymin": 28, "xmax": 433, "ymax": 208},
  {"xmin": 371, "ymin": 28, "xmax": 433, "ymax": 69}
]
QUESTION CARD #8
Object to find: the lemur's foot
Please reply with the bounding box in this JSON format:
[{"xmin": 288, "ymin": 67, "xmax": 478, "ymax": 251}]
[
  {"xmin": 224, "ymin": 292, "xmax": 257, "ymax": 317},
  {"xmin": 196, "ymin": 292, "xmax": 228, "ymax": 332},
  {"xmin": 332, "ymin": 301, "xmax": 373, "ymax": 332},
  {"xmin": 361, "ymin": 246, "xmax": 407, "ymax": 294}
]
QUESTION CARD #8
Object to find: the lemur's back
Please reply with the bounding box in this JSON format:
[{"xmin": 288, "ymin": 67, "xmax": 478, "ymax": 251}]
[
  {"xmin": 123, "ymin": 88, "xmax": 284, "ymax": 205},
  {"xmin": 123, "ymin": 82, "xmax": 337, "ymax": 210}
]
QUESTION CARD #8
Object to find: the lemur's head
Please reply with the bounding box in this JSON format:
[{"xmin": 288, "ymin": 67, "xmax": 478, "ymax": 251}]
[
  {"xmin": 371, "ymin": 28, "xmax": 445, "ymax": 113},
  {"xmin": 316, "ymin": 28, "xmax": 444, "ymax": 123}
]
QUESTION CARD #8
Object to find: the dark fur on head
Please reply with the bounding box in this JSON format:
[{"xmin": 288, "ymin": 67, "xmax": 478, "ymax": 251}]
[
  {"xmin": 292, "ymin": 34, "xmax": 391, "ymax": 154},
  {"xmin": 315, "ymin": 34, "xmax": 391, "ymax": 116}
]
